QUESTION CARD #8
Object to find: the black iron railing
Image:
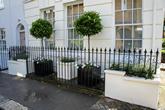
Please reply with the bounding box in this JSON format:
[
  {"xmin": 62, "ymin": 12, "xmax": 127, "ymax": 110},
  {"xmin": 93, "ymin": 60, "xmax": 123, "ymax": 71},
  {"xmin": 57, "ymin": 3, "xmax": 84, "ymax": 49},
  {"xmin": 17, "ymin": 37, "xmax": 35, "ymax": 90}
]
[{"xmin": 0, "ymin": 46, "xmax": 160, "ymax": 93}]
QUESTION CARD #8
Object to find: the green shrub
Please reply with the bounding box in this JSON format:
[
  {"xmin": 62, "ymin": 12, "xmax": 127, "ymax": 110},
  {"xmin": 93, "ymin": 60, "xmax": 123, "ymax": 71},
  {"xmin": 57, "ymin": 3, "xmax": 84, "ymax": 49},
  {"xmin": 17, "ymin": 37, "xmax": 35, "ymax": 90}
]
[
  {"xmin": 30, "ymin": 19, "xmax": 53, "ymax": 56},
  {"xmin": 74, "ymin": 11, "xmax": 103, "ymax": 61},
  {"xmin": 60, "ymin": 57, "xmax": 75, "ymax": 63},
  {"xmin": 34, "ymin": 58, "xmax": 52, "ymax": 64},
  {"xmin": 13, "ymin": 52, "xmax": 28, "ymax": 61},
  {"xmin": 110, "ymin": 64, "xmax": 155, "ymax": 79}
]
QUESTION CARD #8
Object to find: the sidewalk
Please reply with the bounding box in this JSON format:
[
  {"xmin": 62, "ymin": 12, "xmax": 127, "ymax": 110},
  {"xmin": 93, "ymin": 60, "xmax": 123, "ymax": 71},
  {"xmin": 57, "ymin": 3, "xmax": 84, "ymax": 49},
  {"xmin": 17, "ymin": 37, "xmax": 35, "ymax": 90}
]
[
  {"xmin": 0, "ymin": 73, "xmax": 98, "ymax": 110},
  {"xmin": 0, "ymin": 95, "xmax": 27, "ymax": 110}
]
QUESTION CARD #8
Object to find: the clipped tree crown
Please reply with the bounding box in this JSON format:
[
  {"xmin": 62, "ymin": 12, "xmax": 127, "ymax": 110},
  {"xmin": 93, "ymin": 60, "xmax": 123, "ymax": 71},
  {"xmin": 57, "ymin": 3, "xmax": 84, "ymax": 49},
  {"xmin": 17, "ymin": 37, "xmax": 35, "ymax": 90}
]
[
  {"xmin": 30, "ymin": 19, "xmax": 53, "ymax": 39},
  {"xmin": 74, "ymin": 11, "xmax": 103, "ymax": 37}
]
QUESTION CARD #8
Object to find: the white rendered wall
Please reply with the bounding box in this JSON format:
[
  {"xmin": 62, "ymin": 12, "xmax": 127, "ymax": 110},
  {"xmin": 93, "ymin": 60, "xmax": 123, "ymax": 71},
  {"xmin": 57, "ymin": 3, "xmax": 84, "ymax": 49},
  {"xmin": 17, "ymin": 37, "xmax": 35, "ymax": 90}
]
[
  {"xmin": 0, "ymin": 0, "xmax": 25, "ymax": 47},
  {"xmin": 24, "ymin": 0, "xmax": 165, "ymax": 50}
]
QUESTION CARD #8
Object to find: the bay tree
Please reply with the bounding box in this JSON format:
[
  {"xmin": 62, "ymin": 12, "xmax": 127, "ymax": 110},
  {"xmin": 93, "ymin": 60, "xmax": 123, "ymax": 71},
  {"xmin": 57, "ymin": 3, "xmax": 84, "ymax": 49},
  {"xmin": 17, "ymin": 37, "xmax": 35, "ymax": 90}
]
[
  {"xmin": 30, "ymin": 19, "xmax": 53, "ymax": 56},
  {"xmin": 74, "ymin": 11, "xmax": 103, "ymax": 61}
]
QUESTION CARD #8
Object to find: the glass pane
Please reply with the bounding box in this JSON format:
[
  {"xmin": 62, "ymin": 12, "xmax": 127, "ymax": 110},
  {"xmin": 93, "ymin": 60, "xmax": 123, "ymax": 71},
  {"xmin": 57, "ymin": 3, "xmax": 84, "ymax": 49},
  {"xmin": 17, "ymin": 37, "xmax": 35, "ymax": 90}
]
[
  {"xmin": 133, "ymin": 9, "xmax": 142, "ymax": 23},
  {"xmin": 79, "ymin": 4, "xmax": 83, "ymax": 15},
  {"xmin": 116, "ymin": 26, "xmax": 123, "ymax": 39},
  {"xmin": 67, "ymin": 6, "xmax": 72, "ymax": 16},
  {"xmin": 44, "ymin": 11, "xmax": 47, "ymax": 19},
  {"xmin": 67, "ymin": 17, "xmax": 72, "ymax": 27},
  {"xmin": 134, "ymin": 26, "xmax": 142, "ymax": 39},
  {"xmin": 73, "ymin": 15, "xmax": 79, "ymax": 22},
  {"xmin": 80, "ymin": 40, "xmax": 83, "ymax": 49},
  {"xmin": 133, "ymin": 0, "xmax": 142, "ymax": 8},
  {"xmin": 133, "ymin": 40, "xmax": 142, "ymax": 49},
  {"xmin": 74, "ymin": 30, "xmax": 79, "ymax": 39},
  {"xmin": 124, "ymin": 40, "xmax": 132, "ymax": 50},
  {"xmin": 68, "ymin": 29, "xmax": 73, "ymax": 39},
  {"xmin": 73, "ymin": 40, "xmax": 80, "ymax": 48},
  {"xmin": 68, "ymin": 40, "xmax": 73, "ymax": 48},
  {"xmin": 115, "ymin": 0, "xmax": 122, "ymax": 10},
  {"xmin": 73, "ymin": 5, "xmax": 78, "ymax": 16},
  {"xmin": 127, "ymin": 0, "xmax": 132, "ymax": 9},
  {"xmin": 124, "ymin": 10, "xmax": 132, "ymax": 24},
  {"xmin": 115, "ymin": 11, "xmax": 123, "ymax": 24},
  {"xmin": 116, "ymin": 40, "xmax": 123, "ymax": 49},
  {"xmin": 124, "ymin": 26, "xmax": 132, "ymax": 39}
]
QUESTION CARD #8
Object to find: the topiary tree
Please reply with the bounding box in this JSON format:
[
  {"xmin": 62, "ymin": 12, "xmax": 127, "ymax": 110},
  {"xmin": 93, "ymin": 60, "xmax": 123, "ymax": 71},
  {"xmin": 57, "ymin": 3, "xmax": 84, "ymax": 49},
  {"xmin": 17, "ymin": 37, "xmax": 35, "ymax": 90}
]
[
  {"xmin": 74, "ymin": 11, "xmax": 103, "ymax": 61},
  {"xmin": 30, "ymin": 19, "xmax": 53, "ymax": 56}
]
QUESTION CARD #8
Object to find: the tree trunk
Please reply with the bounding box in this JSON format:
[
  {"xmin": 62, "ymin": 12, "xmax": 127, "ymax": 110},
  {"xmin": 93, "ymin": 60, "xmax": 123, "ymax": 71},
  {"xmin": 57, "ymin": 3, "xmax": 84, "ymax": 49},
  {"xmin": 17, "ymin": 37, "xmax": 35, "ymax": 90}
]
[
  {"xmin": 88, "ymin": 36, "xmax": 90, "ymax": 63},
  {"xmin": 41, "ymin": 38, "xmax": 44, "ymax": 57}
]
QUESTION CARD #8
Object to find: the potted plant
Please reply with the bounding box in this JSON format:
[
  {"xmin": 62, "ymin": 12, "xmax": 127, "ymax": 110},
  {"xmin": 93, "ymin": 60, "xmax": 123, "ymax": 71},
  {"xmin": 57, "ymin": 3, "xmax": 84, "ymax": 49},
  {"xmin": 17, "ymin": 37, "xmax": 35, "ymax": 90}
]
[
  {"xmin": 57, "ymin": 57, "xmax": 76, "ymax": 80},
  {"xmin": 8, "ymin": 51, "xmax": 29, "ymax": 77},
  {"xmin": 105, "ymin": 64, "xmax": 160, "ymax": 109},
  {"xmin": 34, "ymin": 58, "xmax": 53, "ymax": 76},
  {"xmin": 74, "ymin": 11, "xmax": 103, "ymax": 87},
  {"xmin": 30, "ymin": 19, "xmax": 53, "ymax": 76},
  {"xmin": 77, "ymin": 64, "xmax": 101, "ymax": 87}
]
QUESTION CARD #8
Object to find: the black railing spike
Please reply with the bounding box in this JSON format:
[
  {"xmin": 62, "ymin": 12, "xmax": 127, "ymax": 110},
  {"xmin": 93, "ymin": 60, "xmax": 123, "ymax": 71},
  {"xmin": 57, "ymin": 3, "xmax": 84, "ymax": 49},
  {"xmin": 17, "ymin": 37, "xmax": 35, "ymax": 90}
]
[
  {"xmin": 114, "ymin": 48, "xmax": 116, "ymax": 52},
  {"xmin": 133, "ymin": 48, "xmax": 136, "ymax": 53},
  {"xmin": 144, "ymin": 49, "xmax": 147, "ymax": 54},
  {"xmin": 151, "ymin": 49, "xmax": 153, "ymax": 54},
  {"xmin": 118, "ymin": 49, "xmax": 121, "ymax": 52}
]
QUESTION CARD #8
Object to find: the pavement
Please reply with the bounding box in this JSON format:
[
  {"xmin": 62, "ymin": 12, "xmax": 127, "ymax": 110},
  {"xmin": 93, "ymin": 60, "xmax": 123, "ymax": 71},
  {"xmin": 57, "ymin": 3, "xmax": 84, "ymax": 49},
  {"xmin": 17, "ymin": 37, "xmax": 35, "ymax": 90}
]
[
  {"xmin": 0, "ymin": 73, "xmax": 98, "ymax": 110},
  {"xmin": 0, "ymin": 70, "xmax": 165, "ymax": 110}
]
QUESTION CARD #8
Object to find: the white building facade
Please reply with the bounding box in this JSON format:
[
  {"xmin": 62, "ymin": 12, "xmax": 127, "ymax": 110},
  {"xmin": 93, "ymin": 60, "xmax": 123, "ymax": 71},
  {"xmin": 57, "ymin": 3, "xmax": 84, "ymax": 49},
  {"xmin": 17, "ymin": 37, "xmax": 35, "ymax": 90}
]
[
  {"xmin": 23, "ymin": 0, "xmax": 165, "ymax": 50},
  {"xmin": 0, "ymin": 0, "xmax": 28, "ymax": 47}
]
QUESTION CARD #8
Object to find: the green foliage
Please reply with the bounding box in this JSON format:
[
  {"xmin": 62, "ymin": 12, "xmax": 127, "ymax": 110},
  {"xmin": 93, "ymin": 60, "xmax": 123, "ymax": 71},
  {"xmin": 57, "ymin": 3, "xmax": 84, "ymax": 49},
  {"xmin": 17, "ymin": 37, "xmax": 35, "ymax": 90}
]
[
  {"xmin": 126, "ymin": 65, "xmax": 154, "ymax": 79},
  {"xmin": 30, "ymin": 19, "xmax": 53, "ymax": 39},
  {"xmin": 60, "ymin": 57, "xmax": 75, "ymax": 63},
  {"xmin": 162, "ymin": 38, "xmax": 165, "ymax": 53},
  {"xmin": 13, "ymin": 52, "xmax": 28, "ymax": 61},
  {"xmin": 110, "ymin": 64, "xmax": 155, "ymax": 79},
  {"xmin": 34, "ymin": 58, "xmax": 52, "ymax": 64},
  {"xmin": 74, "ymin": 11, "xmax": 103, "ymax": 37}
]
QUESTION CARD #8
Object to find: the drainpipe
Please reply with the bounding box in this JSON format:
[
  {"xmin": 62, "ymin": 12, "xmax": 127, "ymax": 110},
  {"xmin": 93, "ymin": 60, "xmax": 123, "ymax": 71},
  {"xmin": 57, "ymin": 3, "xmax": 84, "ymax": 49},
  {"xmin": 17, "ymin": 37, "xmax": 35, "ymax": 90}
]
[{"xmin": 152, "ymin": 0, "xmax": 156, "ymax": 49}]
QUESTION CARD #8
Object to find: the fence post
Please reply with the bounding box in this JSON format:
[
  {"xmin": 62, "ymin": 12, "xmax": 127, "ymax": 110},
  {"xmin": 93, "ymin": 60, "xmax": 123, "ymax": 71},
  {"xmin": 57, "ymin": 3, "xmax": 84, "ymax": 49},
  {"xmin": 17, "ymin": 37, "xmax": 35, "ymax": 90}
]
[{"xmin": 155, "ymin": 49, "xmax": 159, "ymax": 74}]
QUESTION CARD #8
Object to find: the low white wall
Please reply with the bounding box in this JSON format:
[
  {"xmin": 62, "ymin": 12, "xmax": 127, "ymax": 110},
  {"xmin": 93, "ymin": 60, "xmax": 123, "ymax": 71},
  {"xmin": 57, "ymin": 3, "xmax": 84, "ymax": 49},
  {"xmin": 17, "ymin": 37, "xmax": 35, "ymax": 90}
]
[
  {"xmin": 57, "ymin": 62, "xmax": 77, "ymax": 80},
  {"xmin": 8, "ymin": 59, "xmax": 34, "ymax": 77},
  {"xmin": 105, "ymin": 70, "xmax": 160, "ymax": 109}
]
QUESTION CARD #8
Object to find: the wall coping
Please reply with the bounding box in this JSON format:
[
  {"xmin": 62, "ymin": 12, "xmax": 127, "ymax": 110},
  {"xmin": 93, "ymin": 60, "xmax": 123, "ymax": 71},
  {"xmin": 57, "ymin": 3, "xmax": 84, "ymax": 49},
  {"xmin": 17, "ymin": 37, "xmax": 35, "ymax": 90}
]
[
  {"xmin": 105, "ymin": 70, "xmax": 161, "ymax": 85},
  {"xmin": 8, "ymin": 59, "xmax": 26, "ymax": 63}
]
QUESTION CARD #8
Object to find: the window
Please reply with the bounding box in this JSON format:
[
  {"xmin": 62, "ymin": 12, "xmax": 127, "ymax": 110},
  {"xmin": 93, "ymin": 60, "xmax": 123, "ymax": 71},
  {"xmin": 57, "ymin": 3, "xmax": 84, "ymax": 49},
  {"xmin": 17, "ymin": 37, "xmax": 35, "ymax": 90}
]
[
  {"xmin": 41, "ymin": 7, "xmax": 55, "ymax": 47},
  {"xmin": 0, "ymin": 0, "xmax": 4, "ymax": 9},
  {"xmin": 0, "ymin": 29, "xmax": 6, "ymax": 49},
  {"xmin": 115, "ymin": 0, "xmax": 142, "ymax": 50},
  {"xmin": 67, "ymin": 3, "xmax": 83, "ymax": 49}
]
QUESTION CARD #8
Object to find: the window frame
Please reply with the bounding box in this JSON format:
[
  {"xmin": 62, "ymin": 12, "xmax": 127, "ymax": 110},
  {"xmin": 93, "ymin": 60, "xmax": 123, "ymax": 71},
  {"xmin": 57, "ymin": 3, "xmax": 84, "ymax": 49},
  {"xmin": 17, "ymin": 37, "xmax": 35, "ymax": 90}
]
[
  {"xmin": 0, "ymin": 28, "xmax": 6, "ymax": 49},
  {"xmin": 65, "ymin": 2, "xmax": 84, "ymax": 49},
  {"xmin": 115, "ymin": 0, "xmax": 143, "ymax": 50},
  {"xmin": 40, "ymin": 7, "xmax": 55, "ymax": 47}
]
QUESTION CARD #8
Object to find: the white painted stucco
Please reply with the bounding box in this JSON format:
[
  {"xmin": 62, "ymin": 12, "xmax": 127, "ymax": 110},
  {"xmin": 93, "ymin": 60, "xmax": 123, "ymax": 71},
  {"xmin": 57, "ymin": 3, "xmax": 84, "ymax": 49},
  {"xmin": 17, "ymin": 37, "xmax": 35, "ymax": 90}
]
[
  {"xmin": 104, "ymin": 70, "xmax": 160, "ymax": 109},
  {"xmin": 0, "ymin": 0, "xmax": 26, "ymax": 47},
  {"xmin": 24, "ymin": 0, "xmax": 165, "ymax": 50}
]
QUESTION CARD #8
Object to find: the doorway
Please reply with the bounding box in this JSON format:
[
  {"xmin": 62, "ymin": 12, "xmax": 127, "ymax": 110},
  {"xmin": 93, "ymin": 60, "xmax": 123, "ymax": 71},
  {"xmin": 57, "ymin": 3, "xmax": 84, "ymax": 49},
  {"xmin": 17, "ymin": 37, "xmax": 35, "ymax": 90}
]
[{"xmin": 18, "ymin": 24, "xmax": 25, "ymax": 46}]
